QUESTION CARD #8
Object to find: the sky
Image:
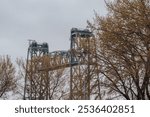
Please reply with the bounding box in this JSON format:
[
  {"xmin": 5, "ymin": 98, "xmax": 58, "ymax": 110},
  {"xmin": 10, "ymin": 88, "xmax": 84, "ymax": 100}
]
[{"xmin": 0, "ymin": 0, "xmax": 107, "ymax": 60}]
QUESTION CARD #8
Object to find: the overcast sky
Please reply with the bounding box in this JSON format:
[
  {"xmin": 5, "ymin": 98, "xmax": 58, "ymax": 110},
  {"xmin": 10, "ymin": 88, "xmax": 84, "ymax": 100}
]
[{"xmin": 0, "ymin": 0, "xmax": 107, "ymax": 60}]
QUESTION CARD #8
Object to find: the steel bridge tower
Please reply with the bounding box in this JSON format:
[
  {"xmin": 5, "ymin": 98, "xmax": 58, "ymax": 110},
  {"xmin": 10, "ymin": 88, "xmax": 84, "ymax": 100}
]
[
  {"xmin": 24, "ymin": 40, "xmax": 49, "ymax": 100},
  {"xmin": 70, "ymin": 28, "xmax": 98, "ymax": 100}
]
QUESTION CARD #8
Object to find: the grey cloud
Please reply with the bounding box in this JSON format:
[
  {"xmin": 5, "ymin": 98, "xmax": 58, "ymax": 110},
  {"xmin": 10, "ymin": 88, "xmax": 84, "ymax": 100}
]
[{"xmin": 0, "ymin": 0, "xmax": 106, "ymax": 59}]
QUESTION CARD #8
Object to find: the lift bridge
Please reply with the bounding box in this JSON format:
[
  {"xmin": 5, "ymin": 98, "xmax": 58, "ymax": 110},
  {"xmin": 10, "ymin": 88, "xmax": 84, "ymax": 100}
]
[{"xmin": 24, "ymin": 28, "xmax": 99, "ymax": 100}]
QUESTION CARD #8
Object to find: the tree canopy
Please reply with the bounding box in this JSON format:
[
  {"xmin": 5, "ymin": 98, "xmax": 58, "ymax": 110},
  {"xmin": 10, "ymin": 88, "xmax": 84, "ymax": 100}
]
[{"xmin": 88, "ymin": 0, "xmax": 150, "ymax": 99}]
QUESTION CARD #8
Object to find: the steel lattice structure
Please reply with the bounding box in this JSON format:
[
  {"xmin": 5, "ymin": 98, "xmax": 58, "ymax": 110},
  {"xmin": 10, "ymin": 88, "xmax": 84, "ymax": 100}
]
[
  {"xmin": 70, "ymin": 28, "xmax": 98, "ymax": 99},
  {"xmin": 24, "ymin": 28, "xmax": 99, "ymax": 100},
  {"xmin": 24, "ymin": 40, "xmax": 50, "ymax": 100}
]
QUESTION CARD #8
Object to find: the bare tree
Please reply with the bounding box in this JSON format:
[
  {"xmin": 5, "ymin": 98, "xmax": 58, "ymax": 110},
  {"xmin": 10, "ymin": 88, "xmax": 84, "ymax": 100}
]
[
  {"xmin": 0, "ymin": 55, "xmax": 16, "ymax": 99},
  {"xmin": 88, "ymin": 0, "xmax": 150, "ymax": 99},
  {"xmin": 17, "ymin": 57, "xmax": 67, "ymax": 100}
]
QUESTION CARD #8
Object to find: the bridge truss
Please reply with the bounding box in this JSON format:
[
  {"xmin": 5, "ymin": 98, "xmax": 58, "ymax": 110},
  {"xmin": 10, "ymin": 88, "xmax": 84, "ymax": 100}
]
[{"xmin": 24, "ymin": 28, "xmax": 100, "ymax": 100}]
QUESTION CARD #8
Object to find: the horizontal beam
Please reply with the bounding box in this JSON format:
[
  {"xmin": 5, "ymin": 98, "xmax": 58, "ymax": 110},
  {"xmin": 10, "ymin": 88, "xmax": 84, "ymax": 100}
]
[{"xmin": 38, "ymin": 62, "xmax": 96, "ymax": 71}]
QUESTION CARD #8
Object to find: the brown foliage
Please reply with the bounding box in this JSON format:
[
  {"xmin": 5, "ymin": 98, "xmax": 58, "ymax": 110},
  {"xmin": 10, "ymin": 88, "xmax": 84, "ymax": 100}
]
[
  {"xmin": 89, "ymin": 0, "xmax": 150, "ymax": 99},
  {"xmin": 0, "ymin": 55, "xmax": 16, "ymax": 99},
  {"xmin": 17, "ymin": 56, "xmax": 67, "ymax": 100}
]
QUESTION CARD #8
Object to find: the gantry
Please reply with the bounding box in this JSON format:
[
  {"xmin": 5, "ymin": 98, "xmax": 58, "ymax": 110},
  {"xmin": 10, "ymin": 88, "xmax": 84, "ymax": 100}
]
[{"xmin": 24, "ymin": 28, "xmax": 99, "ymax": 100}]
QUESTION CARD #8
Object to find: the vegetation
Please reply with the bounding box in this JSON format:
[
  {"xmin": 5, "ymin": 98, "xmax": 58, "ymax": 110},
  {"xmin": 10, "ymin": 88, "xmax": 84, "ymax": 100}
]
[
  {"xmin": 0, "ymin": 0, "xmax": 150, "ymax": 99},
  {"xmin": 88, "ymin": 0, "xmax": 150, "ymax": 99},
  {"xmin": 0, "ymin": 56, "xmax": 16, "ymax": 99}
]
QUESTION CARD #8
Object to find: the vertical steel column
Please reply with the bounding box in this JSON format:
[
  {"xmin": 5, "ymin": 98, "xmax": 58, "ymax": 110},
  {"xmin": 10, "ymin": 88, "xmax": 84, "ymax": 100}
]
[
  {"xmin": 70, "ymin": 29, "xmax": 75, "ymax": 100},
  {"xmin": 70, "ymin": 28, "xmax": 93, "ymax": 100},
  {"xmin": 23, "ymin": 48, "xmax": 29, "ymax": 100},
  {"xmin": 24, "ymin": 40, "xmax": 49, "ymax": 100}
]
